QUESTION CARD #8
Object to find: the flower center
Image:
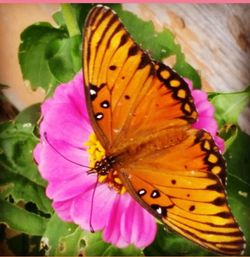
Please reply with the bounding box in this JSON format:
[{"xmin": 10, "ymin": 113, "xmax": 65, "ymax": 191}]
[{"xmin": 85, "ymin": 133, "xmax": 126, "ymax": 194}]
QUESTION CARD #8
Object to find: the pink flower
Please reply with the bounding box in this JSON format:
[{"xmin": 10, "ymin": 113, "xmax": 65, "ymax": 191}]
[
  {"xmin": 185, "ymin": 79, "xmax": 225, "ymax": 152},
  {"xmin": 34, "ymin": 72, "xmax": 156, "ymax": 248},
  {"xmin": 34, "ymin": 73, "xmax": 224, "ymax": 249}
]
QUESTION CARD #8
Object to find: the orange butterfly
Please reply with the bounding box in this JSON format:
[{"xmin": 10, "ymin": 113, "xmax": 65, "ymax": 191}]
[{"xmin": 83, "ymin": 5, "xmax": 245, "ymax": 255}]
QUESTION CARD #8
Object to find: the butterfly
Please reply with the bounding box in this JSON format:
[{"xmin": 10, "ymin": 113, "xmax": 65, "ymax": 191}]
[{"xmin": 83, "ymin": 5, "xmax": 246, "ymax": 255}]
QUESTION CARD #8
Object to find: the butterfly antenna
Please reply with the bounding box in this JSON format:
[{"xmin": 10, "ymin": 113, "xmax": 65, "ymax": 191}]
[
  {"xmin": 43, "ymin": 132, "xmax": 91, "ymax": 169},
  {"xmin": 89, "ymin": 175, "xmax": 99, "ymax": 233}
]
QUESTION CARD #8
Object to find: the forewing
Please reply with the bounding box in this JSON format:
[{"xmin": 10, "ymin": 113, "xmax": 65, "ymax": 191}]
[{"xmin": 83, "ymin": 6, "xmax": 197, "ymax": 151}]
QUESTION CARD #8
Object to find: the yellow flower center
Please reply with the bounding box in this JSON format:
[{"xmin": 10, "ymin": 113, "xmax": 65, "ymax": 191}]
[
  {"xmin": 84, "ymin": 133, "xmax": 126, "ymax": 194},
  {"xmin": 85, "ymin": 133, "xmax": 105, "ymax": 168}
]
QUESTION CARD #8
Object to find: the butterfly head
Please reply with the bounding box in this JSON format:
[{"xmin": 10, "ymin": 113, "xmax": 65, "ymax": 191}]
[
  {"xmin": 93, "ymin": 156, "xmax": 116, "ymax": 176},
  {"xmin": 89, "ymin": 156, "xmax": 126, "ymax": 194}
]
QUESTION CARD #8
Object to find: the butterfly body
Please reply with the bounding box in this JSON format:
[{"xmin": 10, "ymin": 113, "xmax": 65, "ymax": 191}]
[{"xmin": 83, "ymin": 5, "xmax": 246, "ymax": 255}]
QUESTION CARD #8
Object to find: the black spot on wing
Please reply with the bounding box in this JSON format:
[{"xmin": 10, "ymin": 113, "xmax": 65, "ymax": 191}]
[{"xmin": 109, "ymin": 65, "xmax": 117, "ymax": 70}]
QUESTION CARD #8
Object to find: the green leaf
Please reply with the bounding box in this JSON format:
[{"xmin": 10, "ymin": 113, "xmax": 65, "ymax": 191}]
[
  {"xmin": 0, "ymin": 121, "xmax": 44, "ymax": 186},
  {"xmin": 42, "ymin": 214, "xmax": 78, "ymax": 255},
  {"xmin": 56, "ymin": 227, "xmax": 86, "ymax": 256},
  {"xmin": 19, "ymin": 22, "xmax": 67, "ymax": 92},
  {"xmin": 225, "ymin": 128, "xmax": 250, "ymax": 193},
  {"xmin": 61, "ymin": 4, "xmax": 81, "ymax": 37},
  {"xmin": 111, "ymin": 5, "xmax": 201, "ymax": 88},
  {"xmin": 15, "ymin": 103, "xmax": 41, "ymax": 125},
  {"xmin": 224, "ymin": 128, "xmax": 250, "ymax": 255},
  {"xmin": 53, "ymin": 11, "xmax": 66, "ymax": 27},
  {"xmin": 0, "ymin": 200, "xmax": 48, "ymax": 235},
  {"xmin": 71, "ymin": 4, "xmax": 94, "ymax": 32},
  {"xmin": 227, "ymin": 174, "xmax": 250, "ymax": 255},
  {"xmin": 19, "ymin": 4, "xmax": 201, "ymax": 95},
  {"xmin": 144, "ymin": 224, "xmax": 212, "ymax": 256},
  {"xmin": 0, "ymin": 170, "xmax": 52, "ymax": 214},
  {"xmin": 219, "ymin": 124, "xmax": 238, "ymax": 151},
  {"xmin": 210, "ymin": 86, "xmax": 250, "ymax": 127},
  {"xmin": 47, "ymin": 35, "xmax": 82, "ymax": 83},
  {"xmin": 42, "ymin": 214, "xmax": 142, "ymax": 256},
  {"xmin": 83, "ymin": 230, "xmax": 143, "ymax": 256}
]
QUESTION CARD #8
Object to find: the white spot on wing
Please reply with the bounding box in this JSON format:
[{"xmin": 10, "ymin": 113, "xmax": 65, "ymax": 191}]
[
  {"xmin": 156, "ymin": 207, "xmax": 162, "ymax": 215},
  {"xmin": 138, "ymin": 189, "xmax": 146, "ymax": 196},
  {"xmin": 90, "ymin": 89, "xmax": 96, "ymax": 95},
  {"xmin": 152, "ymin": 191, "xmax": 158, "ymax": 197}
]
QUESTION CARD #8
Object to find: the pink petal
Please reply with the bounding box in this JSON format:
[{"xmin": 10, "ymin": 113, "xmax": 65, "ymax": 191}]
[
  {"xmin": 193, "ymin": 117, "xmax": 218, "ymax": 136},
  {"xmin": 121, "ymin": 198, "xmax": 157, "ymax": 248},
  {"xmin": 103, "ymin": 194, "xmax": 130, "ymax": 247},
  {"xmin": 53, "ymin": 200, "xmax": 74, "ymax": 222},
  {"xmin": 33, "ymin": 143, "xmax": 42, "ymax": 164},
  {"xmin": 37, "ymin": 141, "xmax": 90, "ymax": 181},
  {"xmin": 214, "ymin": 135, "xmax": 225, "ymax": 153},
  {"xmin": 185, "ymin": 78, "xmax": 225, "ymax": 152},
  {"xmin": 71, "ymin": 183, "xmax": 116, "ymax": 231},
  {"xmin": 46, "ymin": 173, "xmax": 96, "ymax": 201},
  {"xmin": 40, "ymin": 73, "xmax": 92, "ymax": 148},
  {"xmin": 195, "ymin": 101, "xmax": 215, "ymax": 117},
  {"xmin": 103, "ymin": 193, "xmax": 156, "ymax": 248},
  {"xmin": 191, "ymin": 89, "xmax": 207, "ymax": 103}
]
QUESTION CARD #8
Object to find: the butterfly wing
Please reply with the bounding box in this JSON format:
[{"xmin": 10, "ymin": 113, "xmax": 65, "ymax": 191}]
[
  {"xmin": 83, "ymin": 5, "xmax": 197, "ymax": 152},
  {"xmin": 118, "ymin": 129, "xmax": 245, "ymax": 255}
]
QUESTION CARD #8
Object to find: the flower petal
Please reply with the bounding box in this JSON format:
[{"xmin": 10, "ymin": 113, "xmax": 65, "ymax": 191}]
[
  {"xmin": 214, "ymin": 135, "xmax": 225, "ymax": 153},
  {"xmin": 71, "ymin": 183, "xmax": 116, "ymax": 231},
  {"xmin": 193, "ymin": 117, "xmax": 218, "ymax": 136},
  {"xmin": 53, "ymin": 200, "xmax": 74, "ymax": 222},
  {"xmin": 103, "ymin": 194, "xmax": 130, "ymax": 247},
  {"xmin": 185, "ymin": 78, "xmax": 224, "ymax": 152},
  {"xmin": 40, "ymin": 73, "xmax": 92, "ymax": 148},
  {"xmin": 46, "ymin": 173, "xmax": 96, "ymax": 201},
  {"xmin": 33, "ymin": 143, "xmax": 42, "ymax": 164},
  {"xmin": 121, "ymin": 198, "xmax": 157, "ymax": 248},
  {"xmin": 37, "ymin": 141, "xmax": 89, "ymax": 181}
]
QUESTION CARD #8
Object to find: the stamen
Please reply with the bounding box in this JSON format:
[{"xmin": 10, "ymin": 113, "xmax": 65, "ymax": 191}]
[
  {"xmin": 99, "ymin": 175, "xmax": 108, "ymax": 183},
  {"xmin": 84, "ymin": 133, "xmax": 105, "ymax": 168}
]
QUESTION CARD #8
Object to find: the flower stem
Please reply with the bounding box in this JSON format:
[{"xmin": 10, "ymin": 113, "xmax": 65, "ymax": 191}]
[{"xmin": 61, "ymin": 4, "xmax": 80, "ymax": 37}]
